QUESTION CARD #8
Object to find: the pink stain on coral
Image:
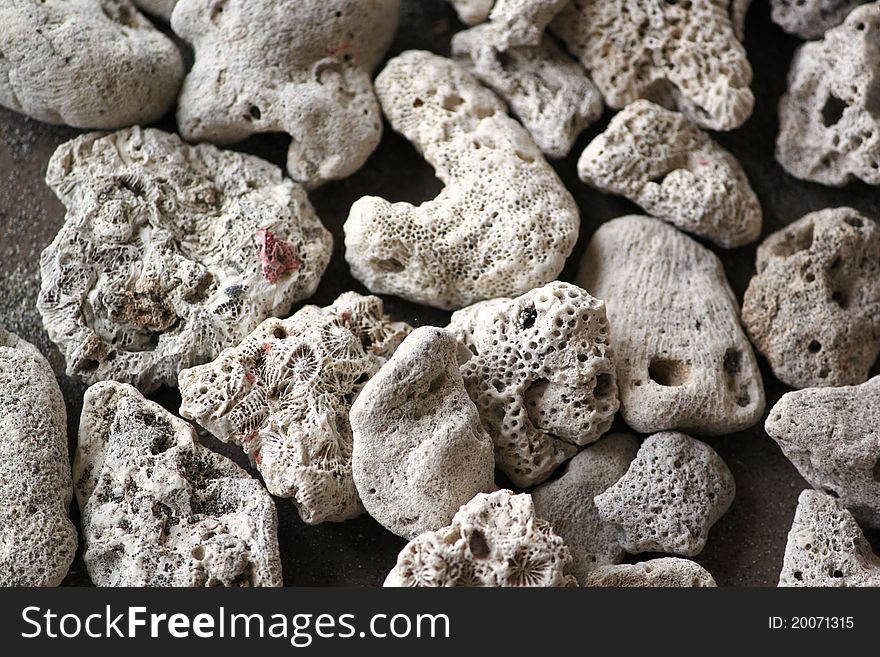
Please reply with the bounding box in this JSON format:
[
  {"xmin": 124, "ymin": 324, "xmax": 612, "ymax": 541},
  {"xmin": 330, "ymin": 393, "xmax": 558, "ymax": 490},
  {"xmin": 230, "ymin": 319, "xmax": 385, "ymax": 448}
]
[{"xmin": 258, "ymin": 229, "xmax": 300, "ymax": 284}]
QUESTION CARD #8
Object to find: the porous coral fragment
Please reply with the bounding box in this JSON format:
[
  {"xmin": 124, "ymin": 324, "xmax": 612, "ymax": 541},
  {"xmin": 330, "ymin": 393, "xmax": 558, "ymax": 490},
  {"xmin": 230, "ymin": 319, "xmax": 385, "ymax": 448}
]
[
  {"xmin": 584, "ymin": 558, "xmax": 717, "ymax": 587},
  {"xmin": 448, "ymin": 281, "xmax": 618, "ymax": 487},
  {"xmin": 37, "ymin": 127, "xmax": 332, "ymax": 393},
  {"xmin": 770, "ymin": 0, "xmax": 869, "ymax": 38},
  {"xmin": 344, "ymin": 51, "xmax": 579, "ymax": 310},
  {"xmin": 179, "ymin": 293, "xmax": 411, "ymax": 525},
  {"xmin": 551, "ymin": 0, "xmax": 754, "ymax": 131},
  {"xmin": 75, "ymin": 381, "xmax": 282, "ymax": 587},
  {"xmin": 384, "ymin": 490, "xmax": 576, "ymax": 587},
  {"xmin": 172, "ymin": 0, "xmax": 400, "ymax": 188}
]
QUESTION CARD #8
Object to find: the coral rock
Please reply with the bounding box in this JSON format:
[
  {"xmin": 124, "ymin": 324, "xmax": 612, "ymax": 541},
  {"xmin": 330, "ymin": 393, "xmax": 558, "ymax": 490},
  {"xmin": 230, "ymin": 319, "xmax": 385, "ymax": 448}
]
[
  {"xmin": 771, "ymin": 0, "xmax": 869, "ymax": 39},
  {"xmin": 579, "ymin": 216, "xmax": 764, "ymax": 434},
  {"xmin": 0, "ymin": 329, "xmax": 76, "ymax": 586},
  {"xmin": 447, "ymin": 0, "xmax": 494, "ymax": 25},
  {"xmin": 776, "ymin": 4, "xmax": 880, "ymax": 186},
  {"xmin": 452, "ymin": 25, "xmax": 603, "ymax": 158},
  {"xmin": 551, "ymin": 0, "xmax": 754, "ymax": 131},
  {"xmin": 351, "ymin": 327, "xmax": 495, "ymax": 538},
  {"xmin": 344, "ymin": 51, "xmax": 579, "ymax": 310},
  {"xmin": 384, "ymin": 490, "xmax": 576, "ymax": 586},
  {"xmin": 486, "ymin": 0, "xmax": 570, "ymax": 49},
  {"xmin": 179, "ymin": 293, "xmax": 410, "ymax": 525},
  {"xmin": 584, "ymin": 558, "xmax": 717, "ymax": 587},
  {"xmin": 75, "ymin": 381, "xmax": 282, "ymax": 587},
  {"xmin": 38, "ymin": 127, "xmax": 332, "ymax": 393},
  {"xmin": 779, "ymin": 490, "xmax": 880, "ymax": 587},
  {"xmin": 0, "ymin": 0, "xmax": 183, "ymax": 129},
  {"xmin": 595, "ymin": 432, "xmax": 735, "ymax": 557},
  {"xmin": 729, "ymin": 0, "xmax": 752, "ymax": 40},
  {"xmin": 578, "ymin": 100, "xmax": 762, "ymax": 248},
  {"xmin": 448, "ymin": 281, "xmax": 619, "ymax": 487},
  {"xmin": 532, "ymin": 433, "xmax": 638, "ymax": 582},
  {"xmin": 173, "ymin": 0, "xmax": 399, "ymax": 188},
  {"xmin": 742, "ymin": 208, "xmax": 880, "ymax": 389},
  {"xmin": 766, "ymin": 377, "xmax": 880, "ymax": 528}
]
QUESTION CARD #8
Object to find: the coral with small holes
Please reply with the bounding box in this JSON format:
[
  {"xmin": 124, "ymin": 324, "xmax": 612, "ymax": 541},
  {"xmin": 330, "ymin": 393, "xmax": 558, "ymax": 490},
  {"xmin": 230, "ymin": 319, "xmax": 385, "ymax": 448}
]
[
  {"xmin": 579, "ymin": 215, "xmax": 764, "ymax": 435},
  {"xmin": 0, "ymin": 0, "xmax": 183, "ymax": 129},
  {"xmin": 550, "ymin": 0, "xmax": 754, "ymax": 131},
  {"xmin": 344, "ymin": 50, "xmax": 580, "ymax": 310},
  {"xmin": 532, "ymin": 433, "xmax": 638, "ymax": 582},
  {"xmin": 179, "ymin": 293, "xmax": 411, "ymax": 525},
  {"xmin": 483, "ymin": 0, "xmax": 570, "ymax": 49},
  {"xmin": 37, "ymin": 127, "xmax": 332, "ymax": 393},
  {"xmin": 578, "ymin": 100, "xmax": 762, "ymax": 248},
  {"xmin": 742, "ymin": 208, "xmax": 880, "ymax": 389},
  {"xmin": 776, "ymin": 3, "xmax": 880, "ymax": 186},
  {"xmin": 448, "ymin": 281, "xmax": 619, "ymax": 487},
  {"xmin": 452, "ymin": 25, "xmax": 604, "ymax": 158},
  {"xmin": 172, "ymin": 0, "xmax": 399, "ymax": 188},
  {"xmin": 75, "ymin": 381, "xmax": 282, "ymax": 587},
  {"xmin": 384, "ymin": 490, "xmax": 576, "ymax": 586},
  {"xmin": 766, "ymin": 376, "xmax": 880, "ymax": 528},
  {"xmin": 595, "ymin": 432, "xmax": 735, "ymax": 557},
  {"xmin": 779, "ymin": 490, "xmax": 880, "ymax": 587},
  {"xmin": 350, "ymin": 327, "xmax": 495, "ymax": 539},
  {"xmin": 770, "ymin": 0, "xmax": 869, "ymax": 38},
  {"xmin": 583, "ymin": 558, "xmax": 717, "ymax": 587},
  {"xmin": 0, "ymin": 329, "xmax": 77, "ymax": 587}
]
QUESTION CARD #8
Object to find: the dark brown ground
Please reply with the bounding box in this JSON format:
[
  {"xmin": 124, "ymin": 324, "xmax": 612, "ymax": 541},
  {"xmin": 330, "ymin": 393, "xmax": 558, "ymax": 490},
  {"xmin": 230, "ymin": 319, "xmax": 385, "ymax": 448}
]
[{"xmin": 1, "ymin": 1, "xmax": 878, "ymax": 587}]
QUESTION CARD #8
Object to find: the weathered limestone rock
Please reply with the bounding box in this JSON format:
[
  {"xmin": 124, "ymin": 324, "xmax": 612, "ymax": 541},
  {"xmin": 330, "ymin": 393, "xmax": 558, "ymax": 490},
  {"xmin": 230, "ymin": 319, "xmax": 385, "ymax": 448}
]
[{"xmin": 583, "ymin": 558, "xmax": 717, "ymax": 587}]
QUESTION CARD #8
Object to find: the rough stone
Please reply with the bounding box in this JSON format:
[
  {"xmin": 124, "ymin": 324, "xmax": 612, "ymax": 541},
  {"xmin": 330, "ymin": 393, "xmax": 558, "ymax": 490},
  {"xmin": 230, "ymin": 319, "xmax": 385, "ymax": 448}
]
[
  {"xmin": 578, "ymin": 215, "xmax": 765, "ymax": 435},
  {"xmin": 173, "ymin": 0, "xmax": 399, "ymax": 188},
  {"xmin": 766, "ymin": 377, "xmax": 880, "ymax": 528},
  {"xmin": 583, "ymin": 558, "xmax": 717, "ymax": 587},
  {"xmin": 595, "ymin": 431, "xmax": 736, "ymax": 557},
  {"xmin": 486, "ymin": 0, "xmax": 570, "ymax": 48},
  {"xmin": 532, "ymin": 433, "xmax": 638, "ymax": 582},
  {"xmin": 179, "ymin": 293, "xmax": 410, "ymax": 525},
  {"xmin": 448, "ymin": 281, "xmax": 619, "ymax": 487},
  {"xmin": 452, "ymin": 25, "xmax": 603, "ymax": 158},
  {"xmin": 0, "ymin": 0, "xmax": 183, "ymax": 129},
  {"xmin": 578, "ymin": 100, "xmax": 761, "ymax": 248},
  {"xmin": 551, "ymin": 0, "xmax": 754, "ymax": 131},
  {"xmin": 742, "ymin": 207, "xmax": 880, "ymax": 389},
  {"xmin": 776, "ymin": 4, "xmax": 880, "ymax": 186},
  {"xmin": 0, "ymin": 329, "xmax": 76, "ymax": 587},
  {"xmin": 344, "ymin": 50, "xmax": 579, "ymax": 310},
  {"xmin": 384, "ymin": 490, "xmax": 576, "ymax": 586},
  {"xmin": 770, "ymin": 0, "xmax": 869, "ymax": 39},
  {"xmin": 779, "ymin": 490, "xmax": 880, "ymax": 587},
  {"xmin": 350, "ymin": 327, "xmax": 495, "ymax": 539},
  {"xmin": 38, "ymin": 127, "xmax": 332, "ymax": 393},
  {"xmin": 446, "ymin": 0, "xmax": 493, "ymax": 25},
  {"xmin": 75, "ymin": 381, "xmax": 282, "ymax": 587}
]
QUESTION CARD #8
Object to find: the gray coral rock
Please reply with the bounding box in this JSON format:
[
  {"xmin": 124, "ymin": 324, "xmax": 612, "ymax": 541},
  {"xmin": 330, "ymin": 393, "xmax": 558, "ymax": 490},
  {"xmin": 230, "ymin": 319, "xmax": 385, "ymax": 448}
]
[
  {"xmin": 344, "ymin": 51, "xmax": 579, "ymax": 310},
  {"xmin": 452, "ymin": 25, "xmax": 603, "ymax": 158},
  {"xmin": 742, "ymin": 208, "xmax": 880, "ymax": 389},
  {"xmin": 766, "ymin": 377, "xmax": 880, "ymax": 528},
  {"xmin": 0, "ymin": 0, "xmax": 183, "ymax": 129},
  {"xmin": 38, "ymin": 127, "xmax": 332, "ymax": 393},
  {"xmin": 179, "ymin": 293, "xmax": 410, "ymax": 525},
  {"xmin": 351, "ymin": 327, "xmax": 495, "ymax": 539},
  {"xmin": 730, "ymin": 0, "xmax": 752, "ymax": 40},
  {"xmin": 75, "ymin": 381, "xmax": 282, "ymax": 587},
  {"xmin": 776, "ymin": 4, "xmax": 880, "ymax": 186},
  {"xmin": 578, "ymin": 100, "xmax": 762, "ymax": 248},
  {"xmin": 583, "ymin": 558, "xmax": 717, "ymax": 587},
  {"xmin": 486, "ymin": 0, "xmax": 570, "ymax": 48},
  {"xmin": 172, "ymin": 0, "xmax": 399, "ymax": 189},
  {"xmin": 779, "ymin": 490, "xmax": 880, "ymax": 587},
  {"xmin": 384, "ymin": 490, "xmax": 576, "ymax": 587},
  {"xmin": 595, "ymin": 432, "xmax": 736, "ymax": 557},
  {"xmin": 448, "ymin": 281, "xmax": 619, "ymax": 488},
  {"xmin": 771, "ymin": 0, "xmax": 869, "ymax": 39},
  {"xmin": 532, "ymin": 434, "xmax": 638, "ymax": 582},
  {"xmin": 133, "ymin": 0, "xmax": 177, "ymax": 19},
  {"xmin": 0, "ymin": 329, "xmax": 76, "ymax": 587},
  {"xmin": 578, "ymin": 216, "xmax": 765, "ymax": 435},
  {"xmin": 551, "ymin": 0, "xmax": 754, "ymax": 131},
  {"xmin": 447, "ymin": 0, "xmax": 494, "ymax": 25}
]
